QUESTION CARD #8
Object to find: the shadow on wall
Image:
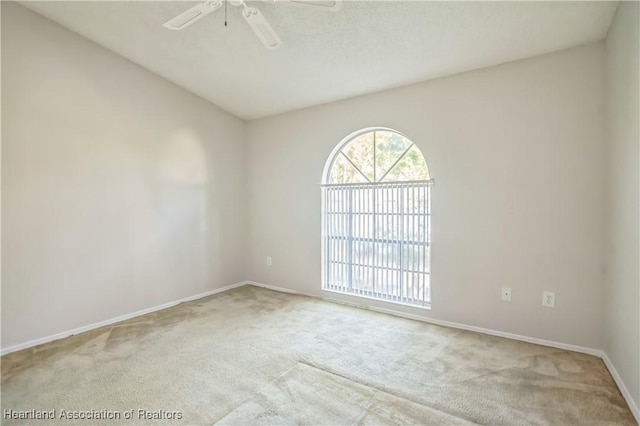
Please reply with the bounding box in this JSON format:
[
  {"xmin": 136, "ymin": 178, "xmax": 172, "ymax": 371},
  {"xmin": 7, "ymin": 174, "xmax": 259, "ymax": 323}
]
[
  {"xmin": 158, "ymin": 130, "xmax": 209, "ymax": 185},
  {"xmin": 134, "ymin": 129, "xmax": 218, "ymax": 297}
]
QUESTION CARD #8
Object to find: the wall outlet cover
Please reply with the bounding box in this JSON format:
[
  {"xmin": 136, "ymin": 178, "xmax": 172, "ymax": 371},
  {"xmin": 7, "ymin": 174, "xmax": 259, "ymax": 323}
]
[{"xmin": 501, "ymin": 287, "xmax": 511, "ymax": 302}]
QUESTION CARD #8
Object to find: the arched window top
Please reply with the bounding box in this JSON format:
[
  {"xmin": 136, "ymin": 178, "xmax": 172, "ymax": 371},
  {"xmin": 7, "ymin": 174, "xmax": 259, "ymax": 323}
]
[
  {"xmin": 325, "ymin": 129, "xmax": 429, "ymax": 184},
  {"xmin": 321, "ymin": 128, "xmax": 432, "ymax": 307}
]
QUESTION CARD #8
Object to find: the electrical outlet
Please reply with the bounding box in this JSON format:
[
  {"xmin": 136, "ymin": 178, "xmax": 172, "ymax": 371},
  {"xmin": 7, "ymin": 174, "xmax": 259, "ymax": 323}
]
[
  {"xmin": 266, "ymin": 256, "xmax": 272, "ymax": 266},
  {"xmin": 542, "ymin": 291, "xmax": 555, "ymax": 308},
  {"xmin": 501, "ymin": 287, "xmax": 511, "ymax": 302}
]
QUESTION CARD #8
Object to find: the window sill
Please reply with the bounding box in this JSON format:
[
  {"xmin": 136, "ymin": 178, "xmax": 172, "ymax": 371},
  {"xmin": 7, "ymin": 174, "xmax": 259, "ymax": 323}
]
[{"xmin": 321, "ymin": 287, "xmax": 431, "ymax": 311}]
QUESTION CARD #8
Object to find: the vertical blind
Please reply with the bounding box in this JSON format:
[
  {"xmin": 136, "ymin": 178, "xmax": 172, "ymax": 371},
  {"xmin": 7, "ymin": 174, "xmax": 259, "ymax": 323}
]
[{"xmin": 322, "ymin": 180, "xmax": 432, "ymax": 307}]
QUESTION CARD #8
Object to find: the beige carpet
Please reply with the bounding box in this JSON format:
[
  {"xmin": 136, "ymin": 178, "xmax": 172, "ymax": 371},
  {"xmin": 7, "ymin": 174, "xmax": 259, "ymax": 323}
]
[
  {"xmin": 1, "ymin": 286, "xmax": 636, "ymax": 425},
  {"xmin": 216, "ymin": 362, "xmax": 473, "ymax": 425}
]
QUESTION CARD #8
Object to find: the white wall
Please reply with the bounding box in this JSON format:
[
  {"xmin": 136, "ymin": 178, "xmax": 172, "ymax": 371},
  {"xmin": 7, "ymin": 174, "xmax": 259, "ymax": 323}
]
[
  {"xmin": 246, "ymin": 44, "xmax": 606, "ymax": 349},
  {"xmin": 1, "ymin": 4, "xmax": 636, "ymax": 412},
  {"xmin": 603, "ymin": 0, "xmax": 640, "ymax": 413},
  {"xmin": 1, "ymin": 3, "xmax": 246, "ymax": 350},
  {"xmin": 2, "ymin": 0, "xmax": 624, "ymax": 364}
]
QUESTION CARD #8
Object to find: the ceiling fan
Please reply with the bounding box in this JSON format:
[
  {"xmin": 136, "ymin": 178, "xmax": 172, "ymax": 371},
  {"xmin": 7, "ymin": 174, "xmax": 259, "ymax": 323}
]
[{"xmin": 163, "ymin": 0, "xmax": 342, "ymax": 49}]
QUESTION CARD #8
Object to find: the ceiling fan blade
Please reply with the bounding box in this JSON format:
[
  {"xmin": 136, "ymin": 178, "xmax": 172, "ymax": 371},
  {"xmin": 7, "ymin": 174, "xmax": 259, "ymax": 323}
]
[
  {"xmin": 242, "ymin": 7, "xmax": 283, "ymax": 49},
  {"xmin": 163, "ymin": 1, "xmax": 223, "ymax": 31},
  {"xmin": 278, "ymin": 0, "xmax": 342, "ymax": 11}
]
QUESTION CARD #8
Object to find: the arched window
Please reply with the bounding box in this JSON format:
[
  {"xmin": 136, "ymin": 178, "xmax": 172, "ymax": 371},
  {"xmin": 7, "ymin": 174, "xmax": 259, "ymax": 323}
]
[{"xmin": 321, "ymin": 128, "xmax": 432, "ymax": 307}]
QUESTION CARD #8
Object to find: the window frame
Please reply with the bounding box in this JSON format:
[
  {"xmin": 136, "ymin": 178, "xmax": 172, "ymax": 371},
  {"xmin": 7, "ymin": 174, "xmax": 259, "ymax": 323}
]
[{"xmin": 321, "ymin": 128, "xmax": 433, "ymax": 309}]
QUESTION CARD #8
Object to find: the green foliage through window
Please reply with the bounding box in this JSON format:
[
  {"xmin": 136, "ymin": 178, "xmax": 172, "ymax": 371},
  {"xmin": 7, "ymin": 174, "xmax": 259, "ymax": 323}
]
[{"xmin": 328, "ymin": 130, "xmax": 429, "ymax": 184}]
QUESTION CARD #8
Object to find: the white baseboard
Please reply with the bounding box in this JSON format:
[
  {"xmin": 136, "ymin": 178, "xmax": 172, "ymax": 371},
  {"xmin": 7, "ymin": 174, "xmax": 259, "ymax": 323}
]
[
  {"xmin": 602, "ymin": 352, "xmax": 640, "ymax": 424},
  {"xmin": 245, "ymin": 280, "xmax": 299, "ymax": 294},
  {"xmin": 247, "ymin": 280, "xmax": 640, "ymax": 423},
  {"xmin": 0, "ymin": 281, "xmax": 246, "ymax": 356},
  {"xmin": 245, "ymin": 280, "xmax": 601, "ymax": 356},
  {"xmin": 3, "ymin": 279, "xmax": 638, "ymax": 425}
]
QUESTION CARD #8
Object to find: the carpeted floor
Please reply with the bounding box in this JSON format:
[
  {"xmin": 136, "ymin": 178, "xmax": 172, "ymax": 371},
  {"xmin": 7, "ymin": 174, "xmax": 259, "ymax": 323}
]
[{"xmin": 1, "ymin": 286, "xmax": 636, "ymax": 425}]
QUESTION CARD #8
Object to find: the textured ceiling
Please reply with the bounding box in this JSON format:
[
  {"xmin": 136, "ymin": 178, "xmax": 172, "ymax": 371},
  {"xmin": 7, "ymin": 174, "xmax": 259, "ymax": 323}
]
[{"xmin": 20, "ymin": 1, "xmax": 617, "ymax": 120}]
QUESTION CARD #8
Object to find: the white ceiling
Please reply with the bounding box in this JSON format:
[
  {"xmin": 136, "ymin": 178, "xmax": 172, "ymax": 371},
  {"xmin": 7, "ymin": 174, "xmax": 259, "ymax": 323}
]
[{"xmin": 20, "ymin": 1, "xmax": 617, "ymax": 120}]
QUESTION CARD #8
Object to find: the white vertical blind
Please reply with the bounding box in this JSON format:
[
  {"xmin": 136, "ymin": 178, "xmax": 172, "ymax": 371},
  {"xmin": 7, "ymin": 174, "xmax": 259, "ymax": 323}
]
[{"xmin": 322, "ymin": 180, "xmax": 432, "ymax": 307}]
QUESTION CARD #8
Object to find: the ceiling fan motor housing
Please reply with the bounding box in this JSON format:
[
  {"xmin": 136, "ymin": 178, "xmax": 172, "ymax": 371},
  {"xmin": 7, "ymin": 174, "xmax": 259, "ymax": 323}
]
[{"xmin": 164, "ymin": 0, "xmax": 342, "ymax": 48}]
